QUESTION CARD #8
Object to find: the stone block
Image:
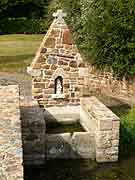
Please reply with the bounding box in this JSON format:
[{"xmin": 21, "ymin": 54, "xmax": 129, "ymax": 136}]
[
  {"xmin": 105, "ymin": 147, "xmax": 118, "ymax": 156},
  {"xmin": 33, "ymin": 63, "xmax": 42, "ymax": 69},
  {"xmin": 64, "ymin": 66, "xmax": 70, "ymax": 71},
  {"xmin": 71, "ymin": 132, "xmax": 95, "ymax": 159},
  {"xmin": 50, "ymin": 29, "xmax": 60, "ymax": 37},
  {"xmin": 64, "ymin": 83, "xmax": 69, "ymax": 88},
  {"xmin": 63, "ymin": 30, "xmax": 73, "ymax": 45},
  {"xmin": 78, "ymin": 63, "xmax": 85, "ymax": 67},
  {"xmin": 112, "ymin": 121, "xmax": 120, "ymax": 130},
  {"xmin": 96, "ymin": 131, "xmax": 112, "ymax": 148},
  {"xmin": 69, "ymin": 60, "xmax": 77, "ymax": 68},
  {"xmin": 42, "ymin": 64, "xmax": 50, "ymax": 69},
  {"xmin": 112, "ymin": 140, "xmax": 119, "ymax": 147},
  {"xmin": 112, "ymin": 130, "xmax": 119, "ymax": 140},
  {"xmin": 44, "ymin": 38, "xmax": 55, "ymax": 48},
  {"xmin": 99, "ymin": 120, "xmax": 112, "ymax": 130},
  {"xmin": 58, "ymin": 60, "xmax": 64, "ymax": 65},
  {"xmin": 44, "ymin": 88, "xmax": 54, "ymax": 95},
  {"xmin": 41, "ymin": 48, "xmax": 47, "ymax": 53},
  {"xmin": 79, "ymin": 68, "xmax": 89, "ymax": 77},
  {"xmin": 64, "ymin": 44, "xmax": 72, "ymax": 50},
  {"xmin": 46, "ymin": 133, "xmax": 71, "ymax": 159},
  {"xmin": 27, "ymin": 67, "xmax": 41, "ymax": 77},
  {"xmin": 44, "ymin": 70, "xmax": 53, "ymax": 76},
  {"xmin": 34, "ymin": 83, "xmax": 45, "ymax": 89},
  {"xmin": 51, "ymin": 64, "xmax": 58, "ymax": 70}
]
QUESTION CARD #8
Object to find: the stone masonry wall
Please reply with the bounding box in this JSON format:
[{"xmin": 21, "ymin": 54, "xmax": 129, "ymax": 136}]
[
  {"xmin": 46, "ymin": 132, "xmax": 95, "ymax": 159},
  {"xmin": 20, "ymin": 98, "xmax": 45, "ymax": 165},
  {"xmin": 80, "ymin": 97, "xmax": 120, "ymax": 163},
  {"xmin": 0, "ymin": 85, "xmax": 23, "ymax": 180},
  {"xmin": 84, "ymin": 66, "xmax": 135, "ymax": 102},
  {"xmin": 28, "ymin": 11, "xmax": 88, "ymax": 108}
]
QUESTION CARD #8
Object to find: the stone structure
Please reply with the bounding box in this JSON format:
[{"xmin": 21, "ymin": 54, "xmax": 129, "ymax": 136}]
[
  {"xmin": 84, "ymin": 66, "xmax": 135, "ymax": 103},
  {"xmin": 44, "ymin": 96, "xmax": 120, "ymax": 162},
  {"xmin": 0, "ymin": 85, "xmax": 23, "ymax": 180},
  {"xmin": 0, "ymin": 10, "xmax": 122, "ymax": 180},
  {"xmin": 26, "ymin": 9, "xmax": 120, "ymax": 163},
  {"xmin": 0, "ymin": 86, "xmax": 120, "ymax": 180},
  {"xmin": 27, "ymin": 9, "xmax": 88, "ymax": 107},
  {"xmin": 20, "ymin": 98, "xmax": 45, "ymax": 165},
  {"xmin": 46, "ymin": 132, "xmax": 95, "ymax": 159},
  {"xmin": 80, "ymin": 97, "xmax": 120, "ymax": 162}
]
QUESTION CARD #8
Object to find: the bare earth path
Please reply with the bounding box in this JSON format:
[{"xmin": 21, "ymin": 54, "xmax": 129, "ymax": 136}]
[{"xmin": 0, "ymin": 72, "xmax": 32, "ymax": 97}]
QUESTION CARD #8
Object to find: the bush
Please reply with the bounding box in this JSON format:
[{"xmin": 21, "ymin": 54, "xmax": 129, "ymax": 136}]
[
  {"xmin": 120, "ymin": 107, "xmax": 135, "ymax": 156},
  {"xmin": 59, "ymin": 0, "xmax": 135, "ymax": 78},
  {"xmin": 0, "ymin": 18, "xmax": 48, "ymax": 34}
]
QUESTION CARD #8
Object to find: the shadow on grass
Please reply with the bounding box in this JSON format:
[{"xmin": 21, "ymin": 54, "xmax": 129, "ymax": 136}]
[{"xmin": 0, "ymin": 54, "xmax": 34, "ymax": 63}]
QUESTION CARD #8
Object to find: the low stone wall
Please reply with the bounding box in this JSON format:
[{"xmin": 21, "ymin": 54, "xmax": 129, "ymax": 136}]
[
  {"xmin": 80, "ymin": 97, "xmax": 120, "ymax": 163},
  {"xmin": 20, "ymin": 98, "xmax": 45, "ymax": 165},
  {"xmin": 46, "ymin": 132, "xmax": 95, "ymax": 159},
  {"xmin": 80, "ymin": 102, "xmax": 97, "ymax": 132},
  {"xmin": 0, "ymin": 85, "xmax": 23, "ymax": 180},
  {"xmin": 84, "ymin": 66, "xmax": 135, "ymax": 103}
]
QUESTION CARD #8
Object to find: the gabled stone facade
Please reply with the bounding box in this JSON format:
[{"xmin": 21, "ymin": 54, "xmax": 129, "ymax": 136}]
[{"xmin": 27, "ymin": 10, "xmax": 88, "ymax": 107}]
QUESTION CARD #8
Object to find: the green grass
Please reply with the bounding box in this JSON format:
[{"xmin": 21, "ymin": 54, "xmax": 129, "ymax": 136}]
[{"xmin": 0, "ymin": 34, "xmax": 44, "ymax": 72}]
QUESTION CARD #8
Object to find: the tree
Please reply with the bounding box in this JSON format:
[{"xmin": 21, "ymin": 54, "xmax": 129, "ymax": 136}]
[
  {"xmin": 81, "ymin": 0, "xmax": 135, "ymax": 78},
  {"xmin": 60, "ymin": 0, "xmax": 135, "ymax": 78},
  {"xmin": 0, "ymin": 0, "xmax": 48, "ymax": 19}
]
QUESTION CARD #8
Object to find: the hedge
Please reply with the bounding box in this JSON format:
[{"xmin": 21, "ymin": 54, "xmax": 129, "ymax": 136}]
[{"xmin": 0, "ymin": 18, "xmax": 48, "ymax": 34}]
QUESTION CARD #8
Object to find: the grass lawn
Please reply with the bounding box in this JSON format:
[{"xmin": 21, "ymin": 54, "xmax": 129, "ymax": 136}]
[{"xmin": 0, "ymin": 34, "xmax": 44, "ymax": 72}]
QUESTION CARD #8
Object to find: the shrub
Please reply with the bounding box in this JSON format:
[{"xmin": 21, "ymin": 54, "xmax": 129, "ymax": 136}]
[
  {"xmin": 0, "ymin": 18, "xmax": 48, "ymax": 34},
  {"xmin": 59, "ymin": 0, "xmax": 135, "ymax": 78},
  {"xmin": 120, "ymin": 107, "xmax": 135, "ymax": 156}
]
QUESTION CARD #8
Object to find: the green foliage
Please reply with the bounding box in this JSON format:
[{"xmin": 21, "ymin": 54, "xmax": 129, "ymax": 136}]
[
  {"xmin": 0, "ymin": 0, "xmax": 48, "ymax": 18},
  {"xmin": 0, "ymin": 18, "xmax": 48, "ymax": 34},
  {"xmin": 0, "ymin": 0, "xmax": 49, "ymax": 34},
  {"xmin": 120, "ymin": 107, "xmax": 135, "ymax": 156},
  {"xmin": 60, "ymin": 0, "xmax": 135, "ymax": 78}
]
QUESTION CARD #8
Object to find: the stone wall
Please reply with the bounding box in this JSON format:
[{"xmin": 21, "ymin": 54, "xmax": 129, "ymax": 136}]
[
  {"xmin": 84, "ymin": 66, "xmax": 135, "ymax": 102},
  {"xmin": 20, "ymin": 98, "xmax": 45, "ymax": 165},
  {"xmin": 80, "ymin": 97, "xmax": 120, "ymax": 163},
  {"xmin": 0, "ymin": 85, "xmax": 23, "ymax": 180},
  {"xmin": 28, "ymin": 10, "xmax": 88, "ymax": 108},
  {"xmin": 46, "ymin": 132, "xmax": 95, "ymax": 159}
]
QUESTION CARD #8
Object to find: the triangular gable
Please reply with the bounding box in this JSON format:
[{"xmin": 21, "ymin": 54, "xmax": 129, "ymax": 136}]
[{"xmin": 28, "ymin": 9, "xmax": 83, "ymax": 73}]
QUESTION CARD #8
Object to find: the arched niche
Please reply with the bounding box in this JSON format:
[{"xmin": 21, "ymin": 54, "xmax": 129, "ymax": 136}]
[
  {"xmin": 55, "ymin": 76, "xmax": 63, "ymax": 94},
  {"xmin": 52, "ymin": 68, "xmax": 65, "ymax": 80}
]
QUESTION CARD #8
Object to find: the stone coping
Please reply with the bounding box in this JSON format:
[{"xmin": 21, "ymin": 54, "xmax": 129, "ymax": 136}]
[{"xmin": 81, "ymin": 96, "xmax": 119, "ymax": 121}]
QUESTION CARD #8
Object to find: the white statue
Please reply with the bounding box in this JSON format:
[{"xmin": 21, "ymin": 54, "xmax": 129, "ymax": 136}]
[{"xmin": 56, "ymin": 79, "xmax": 62, "ymax": 95}]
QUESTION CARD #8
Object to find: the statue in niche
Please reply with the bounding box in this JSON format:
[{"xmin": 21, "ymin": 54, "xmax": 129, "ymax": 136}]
[
  {"xmin": 55, "ymin": 76, "xmax": 63, "ymax": 95},
  {"xmin": 56, "ymin": 79, "xmax": 62, "ymax": 95}
]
